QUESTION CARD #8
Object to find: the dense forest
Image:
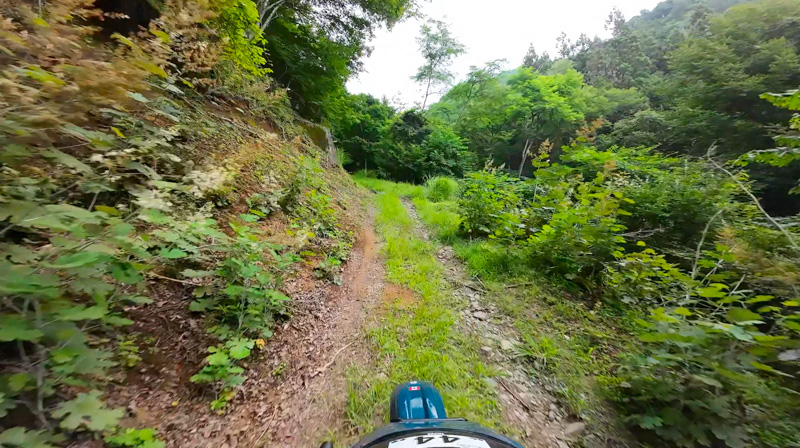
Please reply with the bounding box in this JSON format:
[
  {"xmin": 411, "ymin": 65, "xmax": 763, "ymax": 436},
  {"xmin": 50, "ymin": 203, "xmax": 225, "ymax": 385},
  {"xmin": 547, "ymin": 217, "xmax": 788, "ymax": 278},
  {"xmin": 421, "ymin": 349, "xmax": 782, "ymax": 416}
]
[
  {"xmin": 334, "ymin": 0, "xmax": 800, "ymax": 214},
  {"xmin": 1, "ymin": 0, "xmax": 799, "ymax": 447}
]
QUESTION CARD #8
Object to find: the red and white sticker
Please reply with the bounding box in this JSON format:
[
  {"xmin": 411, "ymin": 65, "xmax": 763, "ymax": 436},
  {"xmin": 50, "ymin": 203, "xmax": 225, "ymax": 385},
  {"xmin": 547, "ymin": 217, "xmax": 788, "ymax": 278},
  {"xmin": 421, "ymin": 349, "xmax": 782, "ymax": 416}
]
[
  {"xmin": 388, "ymin": 433, "xmax": 491, "ymax": 448},
  {"xmin": 408, "ymin": 386, "xmax": 421, "ymax": 391}
]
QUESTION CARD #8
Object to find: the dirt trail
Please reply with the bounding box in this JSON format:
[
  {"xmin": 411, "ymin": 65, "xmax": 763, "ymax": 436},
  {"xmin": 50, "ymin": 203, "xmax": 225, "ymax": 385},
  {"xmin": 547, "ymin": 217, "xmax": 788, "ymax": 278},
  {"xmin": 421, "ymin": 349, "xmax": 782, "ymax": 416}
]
[
  {"xmin": 243, "ymin": 209, "xmax": 385, "ymax": 447},
  {"xmin": 401, "ymin": 199, "xmax": 580, "ymax": 448},
  {"xmin": 123, "ymin": 208, "xmax": 385, "ymax": 448}
]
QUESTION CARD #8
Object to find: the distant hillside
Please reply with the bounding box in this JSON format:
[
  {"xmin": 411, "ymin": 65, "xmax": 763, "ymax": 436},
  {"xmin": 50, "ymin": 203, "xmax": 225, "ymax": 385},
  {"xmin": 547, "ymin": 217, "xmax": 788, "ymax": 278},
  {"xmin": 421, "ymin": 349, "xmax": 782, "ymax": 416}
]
[{"xmin": 634, "ymin": 0, "xmax": 751, "ymax": 23}]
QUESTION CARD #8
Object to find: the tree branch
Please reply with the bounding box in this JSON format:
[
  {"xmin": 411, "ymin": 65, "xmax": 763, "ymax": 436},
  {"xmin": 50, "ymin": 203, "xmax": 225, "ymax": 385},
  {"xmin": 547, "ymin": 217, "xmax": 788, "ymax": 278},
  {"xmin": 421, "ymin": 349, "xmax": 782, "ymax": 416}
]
[{"xmin": 707, "ymin": 145, "xmax": 798, "ymax": 251}]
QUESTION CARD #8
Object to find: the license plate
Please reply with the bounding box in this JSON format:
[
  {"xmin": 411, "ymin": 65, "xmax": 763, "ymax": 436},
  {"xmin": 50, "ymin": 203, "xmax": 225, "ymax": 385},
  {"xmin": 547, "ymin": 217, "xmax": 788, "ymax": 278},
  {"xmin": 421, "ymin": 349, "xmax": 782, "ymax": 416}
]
[{"xmin": 388, "ymin": 433, "xmax": 491, "ymax": 448}]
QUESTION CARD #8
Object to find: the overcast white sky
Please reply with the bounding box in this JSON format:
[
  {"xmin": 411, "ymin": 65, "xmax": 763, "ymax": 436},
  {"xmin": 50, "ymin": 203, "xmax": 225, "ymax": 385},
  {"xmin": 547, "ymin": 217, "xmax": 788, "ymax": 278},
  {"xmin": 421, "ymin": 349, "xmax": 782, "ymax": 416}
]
[{"xmin": 346, "ymin": 0, "xmax": 663, "ymax": 108}]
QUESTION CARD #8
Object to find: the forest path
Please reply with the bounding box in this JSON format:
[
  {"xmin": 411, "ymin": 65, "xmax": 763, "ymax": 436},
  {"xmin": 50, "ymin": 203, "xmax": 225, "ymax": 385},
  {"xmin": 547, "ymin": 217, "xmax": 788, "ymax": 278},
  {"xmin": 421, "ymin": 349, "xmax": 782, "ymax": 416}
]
[
  {"xmin": 244, "ymin": 205, "xmax": 387, "ymax": 447},
  {"xmin": 126, "ymin": 206, "xmax": 386, "ymax": 448},
  {"xmin": 400, "ymin": 198, "xmax": 577, "ymax": 448}
]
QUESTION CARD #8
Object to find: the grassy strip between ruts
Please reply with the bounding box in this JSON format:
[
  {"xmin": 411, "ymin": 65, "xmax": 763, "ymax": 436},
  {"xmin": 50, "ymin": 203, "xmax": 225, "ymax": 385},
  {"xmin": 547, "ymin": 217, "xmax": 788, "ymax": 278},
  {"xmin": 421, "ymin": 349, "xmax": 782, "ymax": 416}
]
[
  {"xmin": 346, "ymin": 190, "xmax": 503, "ymax": 436},
  {"xmin": 352, "ymin": 171, "xmax": 425, "ymax": 198}
]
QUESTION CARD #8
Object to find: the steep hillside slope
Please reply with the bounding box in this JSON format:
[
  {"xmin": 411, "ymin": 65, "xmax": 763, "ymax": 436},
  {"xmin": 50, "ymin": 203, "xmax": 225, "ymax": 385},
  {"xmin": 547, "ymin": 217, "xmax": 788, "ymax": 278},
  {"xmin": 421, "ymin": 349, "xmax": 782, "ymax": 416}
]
[{"xmin": 0, "ymin": 1, "xmax": 365, "ymax": 446}]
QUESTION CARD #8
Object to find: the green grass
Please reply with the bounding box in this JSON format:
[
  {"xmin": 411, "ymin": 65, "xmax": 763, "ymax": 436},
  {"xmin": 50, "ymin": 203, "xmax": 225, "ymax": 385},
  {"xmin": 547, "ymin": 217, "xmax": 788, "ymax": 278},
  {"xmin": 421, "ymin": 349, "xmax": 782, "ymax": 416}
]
[
  {"xmin": 347, "ymin": 191, "xmax": 502, "ymax": 436},
  {"xmin": 412, "ymin": 198, "xmax": 461, "ymax": 243},
  {"xmin": 484, "ymin": 278, "xmax": 637, "ymax": 427},
  {"xmin": 453, "ymin": 240, "xmax": 528, "ymax": 281},
  {"xmin": 423, "ymin": 176, "xmax": 460, "ymax": 202},
  {"xmin": 352, "ymin": 171, "xmax": 424, "ymax": 198}
]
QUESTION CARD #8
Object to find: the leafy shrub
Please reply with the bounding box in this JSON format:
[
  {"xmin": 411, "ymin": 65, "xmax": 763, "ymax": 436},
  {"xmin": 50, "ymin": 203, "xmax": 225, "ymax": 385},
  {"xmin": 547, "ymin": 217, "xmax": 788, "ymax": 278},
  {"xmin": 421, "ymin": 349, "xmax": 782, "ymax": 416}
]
[
  {"xmin": 603, "ymin": 245, "xmax": 691, "ymax": 306},
  {"xmin": 458, "ymin": 169, "xmax": 521, "ymax": 237},
  {"xmin": 620, "ymin": 167, "xmax": 735, "ymax": 256},
  {"xmin": 560, "ymin": 145, "xmax": 736, "ymax": 258},
  {"xmin": 615, "ymin": 305, "xmax": 800, "ymax": 448},
  {"xmin": 190, "ymin": 339, "xmax": 254, "ymax": 410},
  {"xmin": 424, "ymin": 176, "xmax": 460, "ymax": 202},
  {"xmin": 0, "ymin": 0, "xmax": 196, "ymax": 434},
  {"xmin": 209, "ymin": 0, "xmax": 268, "ymax": 75},
  {"xmin": 522, "ymin": 172, "xmax": 629, "ymax": 281},
  {"xmin": 607, "ymin": 242, "xmax": 800, "ymax": 448},
  {"xmin": 117, "ymin": 336, "xmax": 143, "ymax": 368},
  {"xmin": 371, "ymin": 111, "xmax": 472, "ymax": 183}
]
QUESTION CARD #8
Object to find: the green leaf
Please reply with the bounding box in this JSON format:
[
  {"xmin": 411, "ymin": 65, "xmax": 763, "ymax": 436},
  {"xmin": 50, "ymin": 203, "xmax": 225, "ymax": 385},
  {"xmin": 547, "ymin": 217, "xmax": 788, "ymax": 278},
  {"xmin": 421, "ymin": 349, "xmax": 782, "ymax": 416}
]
[
  {"xmin": 127, "ymin": 92, "xmax": 150, "ymax": 103},
  {"xmin": 0, "ymin": 244, "xmax": 39, "ymax": 264},
  {"xmin": 139, "ymin": 62, "xmax": 168, "ymax": 78},
  {"xmin": 159, "ymin": 248, "xmax": 187, "ymax": 259},
  {"xmin": 47, "ymin": 252, "xmax": 107, "ymax": 268},
  {"xmin": 228, "ymin": 339, "xmax": 254, "ymax": 360},
  {"xmin": 267, "ymin": 290, "xmax": 291, "ymax": 303},
  {"xmin": 22, "ymin": 66, "xmax": 64, "ymax": 85},
  {"xmin": 106, "ymin": 427, "xmax": 165, "ymax": 448},
  {"xmin": 782, "ymin": 320, "xmax": 800, "ymax": 332},
  {"xmin": 103, "ymin": 315, "xmax": 134, "ymax": 326},
  {"xmin": 60, "ymin": 124, "xmax": 116, "ymax": 149},
  {"xmin": 42, "ymin": 149, "xmax": 93, "ymax": 174},
  {"xmin": 0, "ymin": 316, "xmax": 43, "ymax": 342},
  {"xmin": 639, "ymin": 332, "xmax": 692, "ymax": 343},
  {"xmin": 0, "ymin": 393, "xmax": 16, "ymax": 418},
  {"xmin": 150, "ymin": 29, "xmax": 171, "ymax": 43},
  {"xmin": 692, "ymin": 374, "xmax": 722, "ymax": 388},
  {"xmin": 206, "ymin": 351, "xmax": 230, "ymax": 366},
  {"xmin": 711, "ymin": 424, "xmax": 747, "ymax": 448},
  {"xmin": 746, "ymin": 295, "xmax": 774, "ymax": 304},
  {"xmin": 182, "ymin": 269, "xmax": 215, "ymax": 278},
  {"xmin": 58, "ymin": 306, "xmax": 108, "ymax": 321},
  {"xmin": 52, "ymin": 391, "xmax": 124, "ymax": 431},
  {"xmin": 673, "ymin": 307, "xmax": 692, "ymax": 316},
  {"xmin": 0, "ymin": 427, "xmax": 64, "ymax": 448},
  {"xmin": 757, "ymin": 306, "xmax": 780, "ymax": 313},
  {"xmin": 751, "ymin": 362, "xmax": 794, "ymax": 378},
  {"xmin": 638, "ymin": 415, "xmax": 663, "ymax": 429},
  {"xmin": 95, "ymin": 205, "xmax": 121, "ymax": 216},
  {"xmin": 726, "ymin": 308, "xmax": 763, "ymax": 324},
  {"xmin": 111, "ymin": 262, "xmax": 144, "ymax": 284},
  {"xmin": 189, "ymin": 299, "xmax": 212, "ymax": 312},
  {"xmin": 7, "ymin": 373, "xmax": 32, "ymax": 392},
  {"xmin": 0, "ymin": 200, "xmax": 41, "ymax": 224},
  {"xmin": 697, "ymin": 287, "xmax": 727, "ymax": 298},
  {"xmin": 110, "ymin": 126, "xmax": 126, "ymax": 138}
]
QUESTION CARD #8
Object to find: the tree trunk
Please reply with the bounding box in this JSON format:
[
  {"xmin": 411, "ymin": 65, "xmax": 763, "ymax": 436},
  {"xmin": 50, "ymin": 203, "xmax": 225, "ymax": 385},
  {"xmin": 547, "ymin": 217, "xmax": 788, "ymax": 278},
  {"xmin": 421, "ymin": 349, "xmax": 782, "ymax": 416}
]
[
  {"xmin": 258, "ymin": 0, "xmax": 286, "ymax": 31},
  {"xmin": 421, "ymin": 76, "xmax": 433, "ymax": 110},
  {"xmin": 519, "ymin": 138, "xmax": 534, "ymax": 178}
]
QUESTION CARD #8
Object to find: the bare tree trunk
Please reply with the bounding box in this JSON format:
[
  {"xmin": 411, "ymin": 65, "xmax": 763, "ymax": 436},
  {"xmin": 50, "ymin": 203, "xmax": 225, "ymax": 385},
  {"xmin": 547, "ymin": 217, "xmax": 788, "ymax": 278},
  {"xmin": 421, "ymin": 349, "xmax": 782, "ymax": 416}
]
[
  {"xmin": 258, "ymin": 0, "xmax": 286, "ymax": 32},
  {"xmin": 518, "ymin": 138, "xmax": 534, "ymax": 178},
  {"xmin": 421, "ymin": 76, "xmax": 433, "ymax": 110}
]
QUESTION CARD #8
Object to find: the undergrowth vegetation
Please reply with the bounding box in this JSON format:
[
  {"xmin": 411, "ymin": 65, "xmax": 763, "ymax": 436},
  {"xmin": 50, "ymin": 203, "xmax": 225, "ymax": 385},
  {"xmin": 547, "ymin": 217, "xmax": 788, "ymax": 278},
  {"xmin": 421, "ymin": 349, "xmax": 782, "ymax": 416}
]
[
  {"xmin": 356, "ymin": 121, "xmax": 800, "ymax": 447},
  {"xmin": 0, "ymin": 0, "xmax": 358, "ymax": 444}
]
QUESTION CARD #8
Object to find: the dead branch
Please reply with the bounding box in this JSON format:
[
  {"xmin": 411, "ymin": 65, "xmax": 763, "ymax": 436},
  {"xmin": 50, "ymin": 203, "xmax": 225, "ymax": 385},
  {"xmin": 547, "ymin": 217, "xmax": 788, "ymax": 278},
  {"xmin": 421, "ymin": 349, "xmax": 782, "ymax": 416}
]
[{"xmin": 312, "ymin": 341, "xmax": 356, "ymax": 377}]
